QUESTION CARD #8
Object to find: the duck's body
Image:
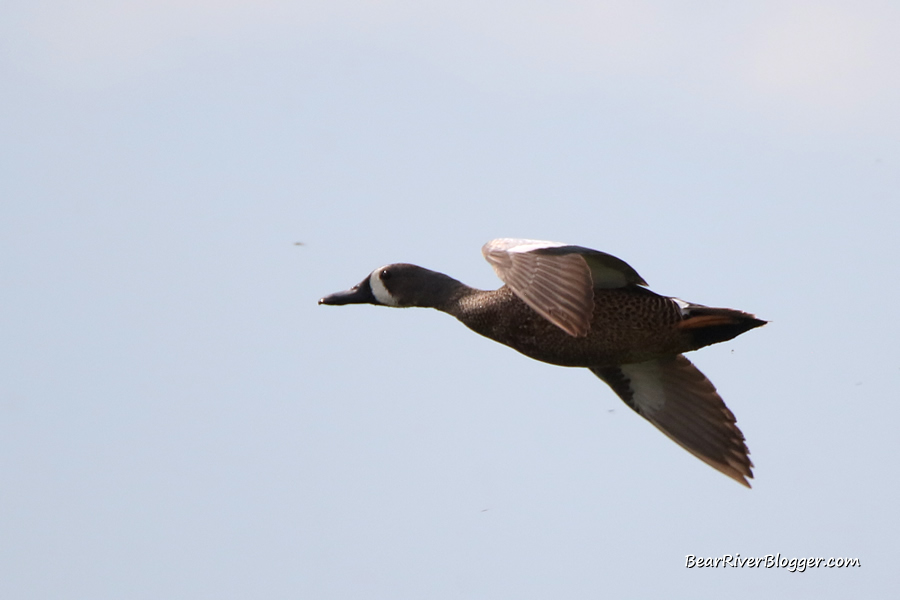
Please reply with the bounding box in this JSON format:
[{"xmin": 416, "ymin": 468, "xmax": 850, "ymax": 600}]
[
  {"xmin": 319, "ymin": 239, "xmax": 766, "ymax": 487},
  {"xmin": 451, "ymin": 284, "xmax": 700, "ymax": 367}
]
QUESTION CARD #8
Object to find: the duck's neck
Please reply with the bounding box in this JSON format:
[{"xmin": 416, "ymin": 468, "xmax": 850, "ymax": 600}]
[
  {"xmin": 422, "ymin": 276, "xmax": 478, "ymax": 313},
  {"xmin": 434, "ymin": 285, "xmax": 504, "ymax": 320}
]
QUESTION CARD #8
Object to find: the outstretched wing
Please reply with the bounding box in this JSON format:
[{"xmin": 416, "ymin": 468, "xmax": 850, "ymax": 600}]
[
  {"xmin": 591, "ymin": 354, "xmax": 753, "ymax": 487},
  {"xmin": 482, "ymin": 238, "xmax": 646, "ymax": 337}
]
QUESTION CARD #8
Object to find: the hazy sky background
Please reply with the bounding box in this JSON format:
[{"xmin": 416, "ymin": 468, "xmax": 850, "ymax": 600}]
[{"xmin": 2, "ymin": 2, "xmax": 898, "ymax": 598}]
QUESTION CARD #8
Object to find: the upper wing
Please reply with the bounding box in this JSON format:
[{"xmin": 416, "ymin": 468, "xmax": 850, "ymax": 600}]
[
  {"xmin": 591, "ymin": 355, "xmax": 753, "ymax": 487},
  {"xmin": 482, "ymin": 238, "xmax": 647, "ymax": 337}
]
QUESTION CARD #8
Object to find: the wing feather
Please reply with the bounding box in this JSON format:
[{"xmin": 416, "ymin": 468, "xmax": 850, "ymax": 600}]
[
  {"xmin": 482, "ymin": 238, "xmax": 645, "ymax": 337},
  {"xmin": 591, "ymin": 355, "xmax": 753, "ymax": 487}
]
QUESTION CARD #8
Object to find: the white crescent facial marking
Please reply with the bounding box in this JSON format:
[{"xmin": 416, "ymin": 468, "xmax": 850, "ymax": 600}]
[{"xmin": 369, "ymin": 267, "xmax": 399, "ymax": 306}]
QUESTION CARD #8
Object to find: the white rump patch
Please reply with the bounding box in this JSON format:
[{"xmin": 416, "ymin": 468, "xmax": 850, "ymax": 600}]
[
  {"xmin": 369, "ymin": 267, "xmax": 399, "ymax": 306},
  {"xmin": 672, "ymin": 298, "xmax": 690, "ymax": 316}
]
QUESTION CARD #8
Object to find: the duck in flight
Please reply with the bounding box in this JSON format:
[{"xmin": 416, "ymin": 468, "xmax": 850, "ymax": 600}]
[{"xmin": 319, "ymin": 239, "xmax": 766, "ymax": 487}]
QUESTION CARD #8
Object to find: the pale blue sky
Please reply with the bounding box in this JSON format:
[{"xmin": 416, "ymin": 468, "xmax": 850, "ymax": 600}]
[{"xmin": 2, "ymin": 2, "xmax": 898, "ymax": 598}]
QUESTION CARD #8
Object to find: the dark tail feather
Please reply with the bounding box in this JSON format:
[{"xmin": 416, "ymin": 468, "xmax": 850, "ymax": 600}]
[{"xmin": 678, "ymin": 306, "xmax": 767, "ymax": 350}]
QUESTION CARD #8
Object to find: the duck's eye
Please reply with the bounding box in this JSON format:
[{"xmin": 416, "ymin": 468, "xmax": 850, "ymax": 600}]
[{"xmin": 380, "ymin": 269, "xmax": 391, "ymax": 280}]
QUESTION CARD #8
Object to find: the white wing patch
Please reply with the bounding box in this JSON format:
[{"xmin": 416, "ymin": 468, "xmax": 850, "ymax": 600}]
[
  {"xmin": 620, "ymin": 361, "xmax": 667, "ymax": 413},
  {"xmin": 499, "ymin": 238, "xmax": 568, "ymax": 253}
]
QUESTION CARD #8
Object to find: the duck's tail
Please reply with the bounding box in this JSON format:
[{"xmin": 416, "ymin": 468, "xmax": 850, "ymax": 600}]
[{"xmin": 677, "ymin": 305, "xmax": 767, "ymax": 350}]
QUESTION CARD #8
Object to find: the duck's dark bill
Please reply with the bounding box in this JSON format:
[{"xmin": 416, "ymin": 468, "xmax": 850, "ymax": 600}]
[{"xmin": 318, "ymin": 278, "xmax": 375, "ymax": 305}]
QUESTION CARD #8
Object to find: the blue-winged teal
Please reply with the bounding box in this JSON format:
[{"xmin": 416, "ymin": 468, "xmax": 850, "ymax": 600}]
[{"xmin": 319, "ymin": 238, "xmax": 766, "ymax": 487}]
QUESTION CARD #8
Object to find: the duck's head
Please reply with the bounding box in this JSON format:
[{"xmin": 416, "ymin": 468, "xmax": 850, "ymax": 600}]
[{"xmin": 318, "ymin": 263, "xmax": 464, "ymax": 308}]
